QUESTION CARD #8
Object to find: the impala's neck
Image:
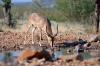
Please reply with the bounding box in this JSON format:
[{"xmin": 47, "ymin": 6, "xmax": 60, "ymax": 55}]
[{"xmin": 46, "ymin": 18, "xmax": 53, "ymax": 35}]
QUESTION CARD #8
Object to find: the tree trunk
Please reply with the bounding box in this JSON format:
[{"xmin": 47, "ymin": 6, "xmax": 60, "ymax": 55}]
[
  {"xmin": 95, "ymin": 4, "xmax": 100, "ymax": 33},
  {"xmin": 3, "ymin": 7, "xmax": 8, "ymax": 24},
  {"xmin": 3, "ymin": 5, "xmax": 12, "ymax": 27},
  {"xmin": 96, "ymin": 10, "xmax": 99, "ymax": 33},
  {"xmin": 8, "ymin": 7, "xmax": 12, "ymax": 27}
]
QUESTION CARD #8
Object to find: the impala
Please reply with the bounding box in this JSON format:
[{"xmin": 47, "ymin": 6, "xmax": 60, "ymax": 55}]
[{"xmin": 24, "ymin": 13, "xmax": 58, "ymax": 47}]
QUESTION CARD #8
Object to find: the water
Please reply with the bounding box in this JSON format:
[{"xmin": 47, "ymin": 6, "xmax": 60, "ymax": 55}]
[
  {"xmin": 52, "ymin": 47, "xmax": 94, "ymax": 61},
  {"xmin": 0, "ymin": 51, "xmax": 21, "ymax": 62},
  {"xmin": 0, "ymin": 53, "xmax": 4, "ymax": 61},
  {"xmin": 10, "ymin": 51, "xmax": 22, "ymax": 57},
  {"xmin": 52, "ymin": 51, "xmax": 63, "ymax": 60},
  {"xmin": 0, "ymin": 48, "xmax": 97, "ymax": 62},
  {"xmin": 83, "ymin": 52, "xmax": 93, "ymax": 60}
]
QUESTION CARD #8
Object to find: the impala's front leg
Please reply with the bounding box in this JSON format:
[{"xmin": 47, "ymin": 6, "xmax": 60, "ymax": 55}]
[
  {"xmin": 32, "ymin": 27, "xmax": 37, "ymax": 44},
  {"xmin": 40, "ymin": 29, "xmax": 43, "ymax": 40},
  {"xmin": 47, "ymin": 36, "xmax": 52, "ymax": 47},
  {"xmin": 38, "ymin": 29, "xmax": 42, "ymax": 46}
]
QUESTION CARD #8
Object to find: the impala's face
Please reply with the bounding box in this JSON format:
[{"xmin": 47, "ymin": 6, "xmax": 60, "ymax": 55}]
[{"xmin": 46, "ymin": 36, "xmax": 53, "ymax": 47}]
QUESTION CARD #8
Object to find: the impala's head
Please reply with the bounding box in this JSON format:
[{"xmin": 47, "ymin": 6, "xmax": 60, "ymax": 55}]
[{"xmin": 46, "ymin": 24, "xmax": 58, "ymax": 47}]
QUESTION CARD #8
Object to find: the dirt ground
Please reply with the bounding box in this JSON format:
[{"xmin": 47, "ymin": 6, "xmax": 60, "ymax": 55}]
[
  {"xmin": 0, "ymin": 31, "xmax": 100, "ymax": 51},
  {"xmin": 0, "ymin": 31, "xmax": 77, "ymax": 52},
  {"xmin": 0, "ymin": 31, "xmax": 100, "ymax": 66}
]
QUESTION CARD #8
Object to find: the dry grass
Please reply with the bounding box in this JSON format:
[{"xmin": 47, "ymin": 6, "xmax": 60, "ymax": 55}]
[
  {"xmin": 0, "ymin": 19, "xmax": 96, "ymax": 35},
  {"xmin": 51, "ymin": 21, "xmax": 95, "ymax": 36},
  {"xmin": 0, "ymin": 19, "xmax": 28, "ymax": 32}
]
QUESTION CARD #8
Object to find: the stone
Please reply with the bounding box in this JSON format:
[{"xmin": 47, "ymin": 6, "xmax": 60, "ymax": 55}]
[{"xmin": 17, "ymin": 48, "xmax": 38, "ymax": 64}]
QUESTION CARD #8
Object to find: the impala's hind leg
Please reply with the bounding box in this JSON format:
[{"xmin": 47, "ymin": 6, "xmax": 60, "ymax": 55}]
[{"xmin": 24, "ymin": 24, "xmax": 31, "ymax": 44}]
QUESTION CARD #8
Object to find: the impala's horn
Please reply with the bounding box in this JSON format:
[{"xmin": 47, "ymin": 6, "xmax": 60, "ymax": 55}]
[{"xmin": 53, "ymin": 24, "xmax": 58, "ymax": 37}]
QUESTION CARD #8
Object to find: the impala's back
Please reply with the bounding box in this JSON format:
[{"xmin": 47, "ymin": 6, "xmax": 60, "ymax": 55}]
[{"xmin": 29, "ymin": 13, "xmax": 52, "ymax": 35}]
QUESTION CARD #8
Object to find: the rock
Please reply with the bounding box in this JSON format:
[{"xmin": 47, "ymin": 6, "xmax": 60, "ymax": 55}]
[
  {"xmin": 17, "ymin": 48, "xmax": 52, "ymax": 64},
  {"xmin": 83, "ymin": 58, "xmax": 100, "ymax": 66},
  {"xmin": 58, "ymin": 54, "xmax": 77, "ymax": 63},
  {"xmin": 76, "ymin": 53, "xmax": 84, "ymax": 61},
  {"xmin": 88, "ymin": 34, "xmax": 100, "ymax": 42},
  {"xmin": 27, "ymin": 58, "xmax": 45, "ymax": 66},
  {"xmin": 17, "ymin": 48, "xmax": 38, "ymax": 64}
]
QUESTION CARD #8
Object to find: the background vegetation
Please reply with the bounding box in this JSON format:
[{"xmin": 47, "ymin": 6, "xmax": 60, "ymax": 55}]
[
  {"xmin": 0, "ymin": 0, "xmax": 95, "ymax": 22},
  {"xmin": 0, "ymin": 0, "xmax": 97, "ymax": 33}
]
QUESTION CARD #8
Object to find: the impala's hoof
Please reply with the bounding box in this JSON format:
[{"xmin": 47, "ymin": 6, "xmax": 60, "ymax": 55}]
[
  {"xmin": 32, "ymin": 42, "xmax": 35, "ymax": 44},
  {"xmin": 39, "ymin": 42, "xmax": 42, "ymax": 46}
]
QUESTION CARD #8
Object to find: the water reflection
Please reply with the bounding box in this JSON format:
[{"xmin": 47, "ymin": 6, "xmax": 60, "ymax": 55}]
[
  {"xmin": 0, "ymin": 51, "xmax": 21, "ymax": 62},
  {"xmin": 52, "ymin": 51, "xmax": 63, "ymax": 60},
  {"xmin": 0, "ymin": 53, "xmax": 4, "ymax": 61},
  {"xmin": 11, "ymin": 51, "xmax": 22, "ymax": 57},
  {"xmin": 0, "ymin": 48, "xmax": 99, "ymax": 62},
  {"xmin": 52, "ymin": 47, "xmax": 94, "ymax": 61}
]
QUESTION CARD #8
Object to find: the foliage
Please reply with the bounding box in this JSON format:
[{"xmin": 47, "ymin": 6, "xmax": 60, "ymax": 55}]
[
  {"xmin": 0, "ymin": 0, "xmax": 96, "ymax": 23},
  {"xmin": 1, "ymin": 0, "xmax": 12, "ymax": 7},
  {"xmin": 1, "ymin": 0, "xmax": 13, "ymax": 27},
  {"xmin": 31, "ymin": 0, "xmax": 95, "ymax": 22},
  {"xmin": 55, "ymin": 0, "xmax": 95, "ymax": 21}
]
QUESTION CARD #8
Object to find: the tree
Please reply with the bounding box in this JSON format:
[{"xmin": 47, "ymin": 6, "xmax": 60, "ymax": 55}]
[
  {"xmin": 32, "ymin": 0, "xmax": 45, "ymax": 13},
  {"xmin": 1, "ymin": 0, "xmax": 12, "ymax": 27},
  {"xmin": 95, "ymin": 0, "xmax": 100, "ymax": 33},
  {"xmin": 55, "ymin": 0, "xmax": 95, "ymax": 21}
]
